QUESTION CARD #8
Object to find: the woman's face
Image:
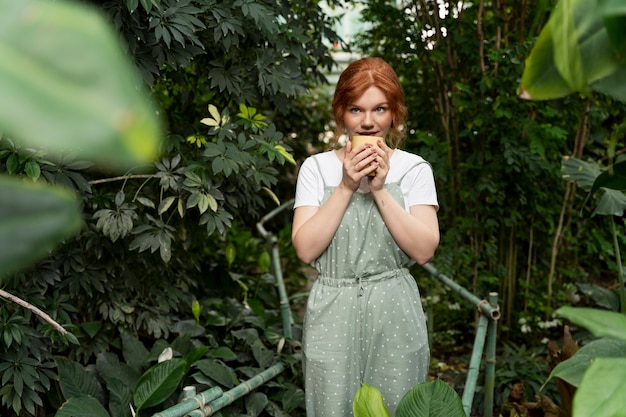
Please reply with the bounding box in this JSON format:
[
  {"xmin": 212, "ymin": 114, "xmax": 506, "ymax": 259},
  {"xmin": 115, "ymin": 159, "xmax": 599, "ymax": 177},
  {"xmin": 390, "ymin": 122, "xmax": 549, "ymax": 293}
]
[{"xmin": 343, "ymin": 86, "xmax": 393, "ymax": 140}]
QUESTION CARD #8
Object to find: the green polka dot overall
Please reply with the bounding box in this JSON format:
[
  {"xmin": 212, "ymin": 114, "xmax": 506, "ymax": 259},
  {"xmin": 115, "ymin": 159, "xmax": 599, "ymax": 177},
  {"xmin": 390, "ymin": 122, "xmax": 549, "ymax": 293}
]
[{"xmin": 303, "ymin": 156, "xmax": 430, "ymax": 417}]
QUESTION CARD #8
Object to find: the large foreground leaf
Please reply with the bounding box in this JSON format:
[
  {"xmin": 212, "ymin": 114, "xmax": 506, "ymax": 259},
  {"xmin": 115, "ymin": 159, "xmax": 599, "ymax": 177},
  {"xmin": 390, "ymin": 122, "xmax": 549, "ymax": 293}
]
[
  {"xmin": 556, "ymin": 306, "xmax": 626, "ymax": 341},
  {"xmin": 0, "ymin": 176, "xmax": 81, "ymax": 279},
  {"xmin": 573, "ymin": 357, "xmax": 626, "ymax": 417},
  {"xmin": 0, "ymin": 0, "xmax": 162, "ymax": 169},
  {"xmin": 520, "ymin": 0, "xmax": 626, "ymax": 102},
  {"xmin": 353, "ymin": 383, "xmax": 391, "ymax": 417},
  {"xmin": 544, "ymin": 337, "xmax": 626, "ymax": 388},
  {"xmin": 396, "ymin": 379, "xmax": 465, "ymax": 417}
]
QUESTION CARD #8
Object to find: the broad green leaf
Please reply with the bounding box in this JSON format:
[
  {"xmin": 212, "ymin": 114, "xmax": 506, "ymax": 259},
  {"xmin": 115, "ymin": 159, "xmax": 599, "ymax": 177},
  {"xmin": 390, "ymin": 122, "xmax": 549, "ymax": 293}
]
[
  {"xmin": 133, "ymin": 359, "xmax": 187, "ymax": 411},
  {"xmin": 551, "ymin": 0, "xmax": 586, "ymax": 93},
  {"xmin": 577, "ymin": 282, "xmax": 620, "ymax": 311},
  {"xmin": 561, "ymin": 156, "xmax": 602, "ymax": 190},
  {"xmin": 592, "ymin": 188, "xmax": 626, "ymax": 216},
  {"xmin": 599, "ymin": 0, "xmax": 626, "ymax": 54},
  {"xmin": 0, "ymin": 176, "xmax": 82, "ymax": 280},
  {"xmin": 195, "ymin": 359, "xmax": 239, "ymax": 388},
  {"xmin": 544, "ymin": 337, "xmax": 626, "ymax": 388},
  {"xmin": 56, "ymin": 360, "xmax": 106, "ymax": 405},
  {"xmin": 121, "ymin": 333, "xmax": 150, "ymax": 372},
  {"xmin": 353, "ymin": 383, "xmax": 391, "ymax": 417},
  {"xmin": 395, "ymin": 379, "xmax": 465, "ymax": 417},
  {"xmin": 245, "ymin": 392, "xmax": 269, "ymax": 416},
  {"xmin": 520, "ymin": 0, "xmax": 625, "ymax": 101},
  {"xmin": 105, "ymin": 378, "xmax": 133, "ymax": 417},
  {"xmin": 573, "ymin": 357, "xmax": 626, "ymax": 417},
  {"xmin": 208, "ymin": 346, "xmax": 237, "ymax": 361},
  {"xmin": 555, "ymin": 306, "xmax": 626, "ymax": 341},
  {"xmin": 590, "ymin": 160, "xmax": 626, "ymax": 194},
  {"xmin": 55, "ymin": 394, "xmax": 110, "ymax": 417},
  {"xmin": 0, "ymin": 0, "xmax": 162, "ymax": 170}
]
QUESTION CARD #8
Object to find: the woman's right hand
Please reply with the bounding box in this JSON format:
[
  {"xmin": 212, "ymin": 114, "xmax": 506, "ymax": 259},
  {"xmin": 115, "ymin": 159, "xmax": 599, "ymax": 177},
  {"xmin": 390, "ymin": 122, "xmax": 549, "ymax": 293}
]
[{"xmin": 342, "ymin": 140, "xmax": 378, "ymax": 190}]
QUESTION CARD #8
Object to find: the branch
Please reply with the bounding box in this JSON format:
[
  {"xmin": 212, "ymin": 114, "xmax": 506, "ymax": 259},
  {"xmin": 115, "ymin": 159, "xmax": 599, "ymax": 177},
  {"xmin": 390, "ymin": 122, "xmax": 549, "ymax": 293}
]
[
  {"xmin": 0, "ymin": 289, "xmax": 67, "ymax": 334},
  {"xmin": 89, "ymin": 174, "xmax": 154, "ymax": 185}
]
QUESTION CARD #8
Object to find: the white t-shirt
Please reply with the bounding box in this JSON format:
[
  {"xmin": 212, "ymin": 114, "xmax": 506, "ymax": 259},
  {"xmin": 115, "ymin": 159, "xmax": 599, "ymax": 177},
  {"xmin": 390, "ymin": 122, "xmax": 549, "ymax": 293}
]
[{"xmin": 294, "ymin": 149, "xmax": 439, "ymax": 211}]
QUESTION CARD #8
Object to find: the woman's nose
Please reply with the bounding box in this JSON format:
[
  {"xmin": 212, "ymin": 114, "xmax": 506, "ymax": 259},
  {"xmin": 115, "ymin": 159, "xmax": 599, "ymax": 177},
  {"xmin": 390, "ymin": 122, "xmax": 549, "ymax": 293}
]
[{"xmin": 361, "ymin": 112, "xmax": 374, "ymax": 128}]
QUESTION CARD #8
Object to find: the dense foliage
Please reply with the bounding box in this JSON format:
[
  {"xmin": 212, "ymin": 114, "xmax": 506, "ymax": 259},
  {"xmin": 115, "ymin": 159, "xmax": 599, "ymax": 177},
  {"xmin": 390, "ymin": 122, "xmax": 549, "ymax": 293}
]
[{"xmin": 2, "ymin": 0, "xmax": 626, "ymax": 416}]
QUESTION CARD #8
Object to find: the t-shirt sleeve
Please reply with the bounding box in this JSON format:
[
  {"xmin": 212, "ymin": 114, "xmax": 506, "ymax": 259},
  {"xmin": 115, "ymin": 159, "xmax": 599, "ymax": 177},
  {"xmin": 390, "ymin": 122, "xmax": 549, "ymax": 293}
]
[
  {"xmin": 294, "ymin": 157, "xmax": 323, "ymax": 209},
  {"xmin": 402, "ymin": 162, "xmax": 439, "ymax": 210}
]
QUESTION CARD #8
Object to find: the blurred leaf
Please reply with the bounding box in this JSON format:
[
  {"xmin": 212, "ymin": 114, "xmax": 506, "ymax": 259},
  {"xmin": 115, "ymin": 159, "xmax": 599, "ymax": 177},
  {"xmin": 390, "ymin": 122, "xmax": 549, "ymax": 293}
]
[
  {"xmin": 353, "ymin": 383, "xmax": 391, "ymax": 417},
  {"xmin": 520, "ymin": 0, "xmax": 626, "ymax": 102},
  {"xmin": 544, "ymin": 337, "xmax": 626, "ymax": 388},
  {"xmin": 573, "ymin": 357, "xmax": 626, "ymax": 417},
  {"xmin": 0, "ymin": 176, "xmax": 82, "ymax": 280},
  {"xmin": 556, "ymin": 306, "xmax": 626, "ymax": 341},
  {"xmin": 0, "ymin": 0, "xmax": 162, "ymax": 170}
]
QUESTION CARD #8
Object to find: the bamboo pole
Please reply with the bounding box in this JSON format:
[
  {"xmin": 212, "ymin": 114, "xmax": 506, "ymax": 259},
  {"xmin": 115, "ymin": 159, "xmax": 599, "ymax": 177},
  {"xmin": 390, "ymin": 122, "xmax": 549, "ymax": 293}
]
[
  {"xmin": 256, "ymin": 198, "xmax": 295, "ymax": 340},
  {"xmin": 188, "ymin": 361, "xmax": 289, "ymax": 417},
  {"xmin": 422, "ymin": 263, "xmax": 501, "ymax": 320},
  {"xmin": 461, "ymin": 313, "xmax": 489, "ymax": 416},
  {"xmin": 151, "ymin": 386, "xmax": 223, "ymax": 417},
  {"xmin": 483, "ymin": 292, "xmax": 499, "ymax": 417}
]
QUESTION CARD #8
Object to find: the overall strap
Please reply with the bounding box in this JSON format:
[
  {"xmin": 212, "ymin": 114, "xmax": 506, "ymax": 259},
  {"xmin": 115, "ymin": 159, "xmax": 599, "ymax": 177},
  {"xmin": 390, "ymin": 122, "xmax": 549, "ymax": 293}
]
[{"xmin": 399, "ymin": 161, "xmax": 431, "ymax": 183}]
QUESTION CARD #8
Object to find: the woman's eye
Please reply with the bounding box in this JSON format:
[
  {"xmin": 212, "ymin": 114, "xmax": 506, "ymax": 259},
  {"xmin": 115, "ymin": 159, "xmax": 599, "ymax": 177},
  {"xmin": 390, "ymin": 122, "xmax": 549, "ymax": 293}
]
[
  {"xmin": 376, "ymin": 106, "xmax": 387, "ymax": 112},
  {"xmin": 350, "ymin": 107, "xmax": 360, "ymax": 113}
]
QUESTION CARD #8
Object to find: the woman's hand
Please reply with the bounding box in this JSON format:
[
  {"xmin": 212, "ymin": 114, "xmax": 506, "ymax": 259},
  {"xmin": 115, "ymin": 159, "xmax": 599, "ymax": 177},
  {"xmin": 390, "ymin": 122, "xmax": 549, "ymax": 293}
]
[
  {"xmin": 368, "ymin": 139, "xmax": 392, "ymax": 191},
  {"xmin": 342, "ymin": 140, "xmax": 379, "ymax": 190}
]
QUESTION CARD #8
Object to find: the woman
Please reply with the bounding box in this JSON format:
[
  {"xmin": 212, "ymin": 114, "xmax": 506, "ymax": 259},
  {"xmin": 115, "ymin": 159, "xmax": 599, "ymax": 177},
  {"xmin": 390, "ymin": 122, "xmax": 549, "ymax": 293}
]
[{"xmin": 292, "ymin": 57, "xmax": 440, "ymax": 416}]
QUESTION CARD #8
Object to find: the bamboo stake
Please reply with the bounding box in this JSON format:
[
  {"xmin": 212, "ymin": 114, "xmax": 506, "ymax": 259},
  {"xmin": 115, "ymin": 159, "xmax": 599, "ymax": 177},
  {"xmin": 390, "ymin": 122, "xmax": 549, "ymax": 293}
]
[
  {"xmin": 483, "ymin": 292, "xmax": 499, "ymax": 417},
  {"xmin": 256, "ymin": 198, "xmax": 295, "ymax": 340},
  {"xmin": 462, "ymin": 313, "xmax": 489, "ymax": 416},
  {"xmin": 151, "ymin": 386, "xmax": 223, "ymax": 417},
  {"xmin": 422, "ymin": 263, "xmax": 501, "ymax": 320},
  {"xmin": 189, "ymin": 361, "xmax": 288, "ymax": 417}
]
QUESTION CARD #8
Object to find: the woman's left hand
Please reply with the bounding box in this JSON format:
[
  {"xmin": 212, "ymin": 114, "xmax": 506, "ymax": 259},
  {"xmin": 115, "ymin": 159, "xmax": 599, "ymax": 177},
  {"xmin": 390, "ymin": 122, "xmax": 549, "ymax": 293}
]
[{"xmin": 369, "ymin": 139, "xmax": 393, "ymax": 191}]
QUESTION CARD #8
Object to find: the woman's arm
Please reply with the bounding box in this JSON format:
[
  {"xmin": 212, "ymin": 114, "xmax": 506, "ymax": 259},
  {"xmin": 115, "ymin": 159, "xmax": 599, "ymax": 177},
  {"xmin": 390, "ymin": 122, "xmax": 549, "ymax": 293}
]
[
  {"xmin": 366, "ymin": 142, "xmax": 439, "ymax": 264},
  {"xmin": 291, "ymin": 183, "xmax": 354, "ymax": 264},
  {"xmin": 292, "ymin": 143, "xmax": 377, "ymax": 264},
  {"xmin": 370, "ymin": 187, "xmax": 439, "ymax": 264}
]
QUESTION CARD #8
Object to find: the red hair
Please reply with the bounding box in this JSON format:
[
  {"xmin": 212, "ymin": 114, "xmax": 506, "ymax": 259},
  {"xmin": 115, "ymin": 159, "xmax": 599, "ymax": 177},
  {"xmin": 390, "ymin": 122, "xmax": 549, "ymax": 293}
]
[{"xmin": 332, "ymin": 57, "xmax": 407, "ymax": 148}]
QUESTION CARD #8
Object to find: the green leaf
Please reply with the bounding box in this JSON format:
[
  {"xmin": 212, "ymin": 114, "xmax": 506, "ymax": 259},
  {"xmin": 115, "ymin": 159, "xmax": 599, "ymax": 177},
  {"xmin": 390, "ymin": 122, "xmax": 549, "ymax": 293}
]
[
  {"xmin": 544, "ymin": 337, "xmax": 626, "ymax": 388},
  {"xmin": 520, "ymin": 0, "xmax": 626, "ymax": 101},
  {"xmin": 555, "ymin": 306, "xmax": 626, "ymax": 341},
  {"xmin": 56, "ymin": 360, "xmax": 105, "ymax": 405},
  {"xmin": 133, "ymin": 359, "xmax": 187, "ymax": 411},
  {"xmin": 195, "ymin": 359, "xmax": 238, "ymax": 388},
  {"xmin": 573, "ymin": 357, "xmax": 626, "ymax": 417},
  {"xmin": 55, "ymin": 394, "xmax": 111, "ymax": 417},
  {"xmin": 551, "ymin": 0, "xmax": 586, "ymax": 94},
  {"xmin": 395, "ymin": 379, "xmax": 465, "ymax": 417},
  {"xmin": 590, "ymin": 160, "xmax": 626, "ymax": 194},
  {"xmin": 0, "ymin": 176, "xmax": 82, "ymax": 280},
  {"xmin": 81, "ymin": 321, "xmax": 103, "ymax": 338},
  {"xmin": 0, "ymin": 0, "xmax": 162, "ymax": 170},
  {"xmin": 353, "ymin": 383, "xmax": 391, "ymax": 417},
  {"xmin": 158, "ymin": 196, "xmax": 176, "ymax": 215}
]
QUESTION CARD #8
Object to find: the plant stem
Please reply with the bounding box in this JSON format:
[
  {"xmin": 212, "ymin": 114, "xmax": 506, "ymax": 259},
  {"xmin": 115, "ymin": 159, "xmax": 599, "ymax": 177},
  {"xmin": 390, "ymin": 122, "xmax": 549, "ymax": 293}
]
[{"xmin": 610, "ymin": 217, "xmax": 626, "ymax": 314}]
